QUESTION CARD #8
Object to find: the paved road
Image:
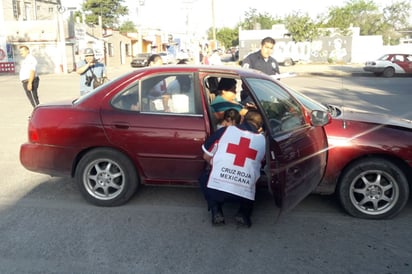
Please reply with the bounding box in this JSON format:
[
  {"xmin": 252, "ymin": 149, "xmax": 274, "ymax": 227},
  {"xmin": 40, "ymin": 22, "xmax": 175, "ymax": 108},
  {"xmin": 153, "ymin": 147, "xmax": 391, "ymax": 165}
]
[{"xmin": 0, "ymin": 67, "xmax": 411, "ymax": 274}]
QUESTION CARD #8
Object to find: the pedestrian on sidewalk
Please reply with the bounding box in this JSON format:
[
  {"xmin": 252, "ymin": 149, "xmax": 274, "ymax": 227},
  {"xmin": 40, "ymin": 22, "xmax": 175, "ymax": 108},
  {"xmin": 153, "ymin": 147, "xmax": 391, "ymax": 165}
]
[{"xmin": 19, "ymin": 45, "xmax": 40, "ymax": 108}]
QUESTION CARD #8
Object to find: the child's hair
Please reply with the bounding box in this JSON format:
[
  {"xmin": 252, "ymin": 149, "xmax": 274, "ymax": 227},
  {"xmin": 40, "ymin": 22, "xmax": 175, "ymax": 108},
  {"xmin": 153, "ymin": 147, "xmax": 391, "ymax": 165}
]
[{"xmin": 223, "ymin": 108, "xmax": 241, "ymax": 125}]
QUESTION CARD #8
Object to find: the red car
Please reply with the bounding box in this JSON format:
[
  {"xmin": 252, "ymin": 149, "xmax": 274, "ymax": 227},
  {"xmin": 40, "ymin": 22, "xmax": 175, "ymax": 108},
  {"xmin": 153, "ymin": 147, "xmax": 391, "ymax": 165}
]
[
  {"xmin": 20, "ymin": 66, "xmax": 330, "ymax": 214},
  {"xmin": 289, "ymin": 89, "xmax": 412, "ymax": 219}
]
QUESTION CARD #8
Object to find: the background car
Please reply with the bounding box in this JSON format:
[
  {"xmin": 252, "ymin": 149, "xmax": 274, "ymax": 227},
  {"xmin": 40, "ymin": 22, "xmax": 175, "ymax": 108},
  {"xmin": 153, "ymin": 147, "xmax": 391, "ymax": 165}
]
[
  {"xmin": 130, "ymin": 53, "xmax": 152, "ymax": 67},
  {"xmin": 363, "ymin": 53, "xmax": 412, "ymax": 77},
  {"xmin": 289, "ymin": 88, "xmax": 412, "ymax": 219},
  {"xmin": 20, "ymin": 66, "xmax": 330, "ymax": 214}
]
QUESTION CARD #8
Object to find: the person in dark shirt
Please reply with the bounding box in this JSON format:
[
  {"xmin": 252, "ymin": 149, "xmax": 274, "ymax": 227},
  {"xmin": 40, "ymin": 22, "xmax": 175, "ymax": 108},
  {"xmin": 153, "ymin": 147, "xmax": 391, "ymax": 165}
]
[{"xmin": 242, "ymin": 36, "xmax": 280, "ymax": 76}]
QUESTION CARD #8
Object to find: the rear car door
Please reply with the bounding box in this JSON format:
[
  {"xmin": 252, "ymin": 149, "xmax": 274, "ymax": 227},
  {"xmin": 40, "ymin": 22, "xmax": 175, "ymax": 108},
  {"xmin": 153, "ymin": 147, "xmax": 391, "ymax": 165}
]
[
  {"xmin": 100, "ymin": 72, "xmax": 207, "ymax": 185},
  {"xmin": 245, "ymin": 77, "xmax": 328, "ymax": 213},
  {"xmin": 395, "ymin": 54, "xmax": 412, "ymax": 73}
]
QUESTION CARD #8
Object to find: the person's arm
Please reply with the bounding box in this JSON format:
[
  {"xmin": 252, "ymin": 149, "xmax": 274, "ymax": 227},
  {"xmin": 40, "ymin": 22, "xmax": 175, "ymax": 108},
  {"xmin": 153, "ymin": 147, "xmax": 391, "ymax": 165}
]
[
  {"xmin": 76, "ymin": 63, "xmax": 90, "ymax": 75},
  {"xmin": 162, "ymin": 94, "xmax": 171, "ymax": 112},
  {"xmin": 76, "ymin": 60, "xmax": 94, "ymax": 75},
  {"xmin": 201, "ymin": 127, "xmax": 227, "ymax": 165},
  {"xmin": 203, "ymin": 153, "xmax": 212, "ymax": 165},
  {"xmin": 241, "ymin": 55, "xmax": 251, "ymax": 69},
  {"xmin": 27, "ymin": 69, "xmax": 35, "ymax": 91}
]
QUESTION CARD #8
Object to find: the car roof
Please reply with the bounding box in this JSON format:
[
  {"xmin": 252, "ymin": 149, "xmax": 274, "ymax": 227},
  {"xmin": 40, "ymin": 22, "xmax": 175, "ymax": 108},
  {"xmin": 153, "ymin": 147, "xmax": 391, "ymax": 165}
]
[{"xmin": 125, "ymin": 65, "xmax": 272, "ymax": 79}]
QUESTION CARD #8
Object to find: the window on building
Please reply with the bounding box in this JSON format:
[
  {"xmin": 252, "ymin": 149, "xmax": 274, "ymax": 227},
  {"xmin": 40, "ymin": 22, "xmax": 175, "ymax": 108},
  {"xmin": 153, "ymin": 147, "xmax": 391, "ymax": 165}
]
[{"xmin": 108, "ymin": 43, "xmax": 114, "ymax": 57}]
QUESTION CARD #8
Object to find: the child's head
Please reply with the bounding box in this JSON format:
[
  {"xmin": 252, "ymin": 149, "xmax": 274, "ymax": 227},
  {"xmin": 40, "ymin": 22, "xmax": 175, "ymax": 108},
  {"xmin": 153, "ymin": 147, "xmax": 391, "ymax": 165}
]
[{"xmin": 221, "ymin": 108, "xmax": 241, "ymax": 126}]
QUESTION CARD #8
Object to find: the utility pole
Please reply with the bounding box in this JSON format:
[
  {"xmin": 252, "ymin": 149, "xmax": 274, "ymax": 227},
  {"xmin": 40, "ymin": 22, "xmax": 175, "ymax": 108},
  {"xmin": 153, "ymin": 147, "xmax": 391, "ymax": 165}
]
[{"xmin": 211, "ymin": 0, "xmax": 216, "ymax": 49}]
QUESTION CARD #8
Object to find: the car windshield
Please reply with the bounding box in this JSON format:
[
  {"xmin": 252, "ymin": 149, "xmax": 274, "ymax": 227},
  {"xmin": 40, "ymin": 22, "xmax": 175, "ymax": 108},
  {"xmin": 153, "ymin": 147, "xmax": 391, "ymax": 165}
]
[{"xmin": 378, "ymin": 54, "xmax": 390, "ymax": 61}]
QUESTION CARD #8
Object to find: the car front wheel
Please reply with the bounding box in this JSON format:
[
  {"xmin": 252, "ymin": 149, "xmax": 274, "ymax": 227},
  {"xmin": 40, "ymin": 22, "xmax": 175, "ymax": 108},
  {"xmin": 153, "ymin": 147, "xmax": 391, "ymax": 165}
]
[
  {"xmin": 75, "ymin": 148, "xmax": 138, "ymax": 206},
  {"xmin": 383, "ymin": 67, "xmax": 395, "ymax": 77},
  {"xmin": 337, "ymin": 158, "xmax": 409, "ymax": 219}
]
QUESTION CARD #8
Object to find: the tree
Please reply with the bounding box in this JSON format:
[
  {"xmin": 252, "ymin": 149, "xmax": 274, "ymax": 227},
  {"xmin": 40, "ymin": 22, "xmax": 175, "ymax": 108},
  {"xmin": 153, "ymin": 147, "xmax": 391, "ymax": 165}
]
[
  {"xmin": 118, "ymin": 20, "xmax": 137, "ymax": 33},
  {"xmin": 381, "ymin": 1, "xmax": 412, "ymax": 44},
  {"xmin": 209, "ymin": 27, "xmax": 238, "ymax": 49},
  {"xmin": 284, "ymin": 12, "xmax": 320, "ymax": 42},
  {"xmin": 240, "ymin": 8, "xmax": 282, "ymax": 30},
  {"xmin": 81, "ymin": 0, "xmax": 128, "ymax": 29},
  {"xmin": 323, "ymin": 0, "xmax": 381, "ymax": 35},
  {"xmin": 323, "ymin": 0, "xmax": 411, "ymax": 44}
]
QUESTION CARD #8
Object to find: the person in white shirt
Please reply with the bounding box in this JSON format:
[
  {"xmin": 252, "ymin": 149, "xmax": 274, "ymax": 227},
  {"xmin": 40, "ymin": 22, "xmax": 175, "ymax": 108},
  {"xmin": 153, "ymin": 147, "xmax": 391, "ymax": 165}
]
[{"xmin": 19, "ymin": 46, "xmax": 40, "ymax": 108}]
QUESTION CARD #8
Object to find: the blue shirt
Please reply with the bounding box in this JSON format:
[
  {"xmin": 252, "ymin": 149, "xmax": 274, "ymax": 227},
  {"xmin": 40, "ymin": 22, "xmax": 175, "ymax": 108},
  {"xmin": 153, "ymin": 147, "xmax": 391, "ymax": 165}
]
[
  {"xmin": 210, "ymin": 95, "xmax": 243, "ymax": 114},
  {"xmin": 77, "ymin": 60, "xmax": 106, "ymax": 95}
]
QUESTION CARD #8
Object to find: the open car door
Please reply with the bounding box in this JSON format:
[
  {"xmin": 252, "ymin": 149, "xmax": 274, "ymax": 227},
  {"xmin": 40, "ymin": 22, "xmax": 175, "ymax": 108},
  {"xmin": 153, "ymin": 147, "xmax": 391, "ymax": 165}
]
[{"xmin": 244, "ymin": 77, "xmax": 329, "ymax": 214}]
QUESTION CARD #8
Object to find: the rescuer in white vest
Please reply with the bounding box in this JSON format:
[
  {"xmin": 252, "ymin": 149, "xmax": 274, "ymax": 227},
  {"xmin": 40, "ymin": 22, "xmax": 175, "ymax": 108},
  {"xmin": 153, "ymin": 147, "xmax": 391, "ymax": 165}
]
[{"xmin": 200, "ymin": 110, "xmax": 266, "ymax": 227}]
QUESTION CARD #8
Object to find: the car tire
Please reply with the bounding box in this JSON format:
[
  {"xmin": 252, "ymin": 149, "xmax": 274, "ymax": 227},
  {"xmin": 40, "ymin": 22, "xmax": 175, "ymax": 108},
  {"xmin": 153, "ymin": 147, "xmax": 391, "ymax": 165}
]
[
  {"xmin": 283, "ymin": 58, "xmax": 294, "ymax": 67},
  {"xmin": 383, "ymin": 67, "xmax": 395, "ymax": 77},
  {"xmin": 337, "ymin": 158, "xmax": 409, "ymax": 219},
  {"xmin": 75, "ymin": 148, "xmax": 138, "ymax": 206}
]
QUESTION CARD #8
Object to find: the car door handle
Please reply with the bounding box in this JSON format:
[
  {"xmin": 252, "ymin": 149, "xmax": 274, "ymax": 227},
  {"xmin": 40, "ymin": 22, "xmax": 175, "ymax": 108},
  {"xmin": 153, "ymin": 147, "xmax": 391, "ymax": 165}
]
[
  {"xmin": 113, "ymin": 123, "xmax": 130, "ymax": 129},
  {"xmin": 290, "ymin": 167, "xmax": 300, "ymax": 175}
]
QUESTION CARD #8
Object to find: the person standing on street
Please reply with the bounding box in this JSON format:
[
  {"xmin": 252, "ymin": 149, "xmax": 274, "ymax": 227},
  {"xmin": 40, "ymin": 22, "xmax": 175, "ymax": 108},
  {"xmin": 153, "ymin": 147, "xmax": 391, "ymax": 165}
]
[
  {"xmin": 19, "ymin": 45, "xmax": 40, "ymax": 108},
  {"xmin": 76, "ymin": 48, "xmax": 106, "ymax": 95},
  {"xmin": 242, "ymin": 37, "xmax": 280, "ymax": 76}
]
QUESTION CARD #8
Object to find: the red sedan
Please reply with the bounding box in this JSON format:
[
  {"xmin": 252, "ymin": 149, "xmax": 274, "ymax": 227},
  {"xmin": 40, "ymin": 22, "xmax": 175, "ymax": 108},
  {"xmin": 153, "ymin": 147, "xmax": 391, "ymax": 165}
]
[
  {"xmin": 20, "ymin": 66, "xmax": 330, "ymax": 214},
  {"xmin": 289, "ymin": 89, "xmax": 412, "ymax": 219}
]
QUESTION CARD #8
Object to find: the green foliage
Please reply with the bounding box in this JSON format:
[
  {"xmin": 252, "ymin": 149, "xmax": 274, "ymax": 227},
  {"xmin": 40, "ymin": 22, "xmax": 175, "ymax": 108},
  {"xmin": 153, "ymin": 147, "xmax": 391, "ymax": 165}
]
[
  {"xmin": 216, "ymin": 27, "xmax": 239, "ymax": 48},
  {"xmin": 118, "ymin": 20, "xmax": 137, "ymax": 33},
  {"xmin": 82, "ymin": 0, "xmax": 128, "ymax": 29},
  {"xmin": 240, "ymin": 8, "xmax": 282, "ymax": 30},
  {"xmin": 323, "ymin": 0, "xmax": 380, "ymax": 33},
  {"xmin": 284, "ymin": 12, "xmax": 320, "ymax": 42},
  {"xmin": 322, "ymin": 0, "xmax": 411, "ymax": 44}
]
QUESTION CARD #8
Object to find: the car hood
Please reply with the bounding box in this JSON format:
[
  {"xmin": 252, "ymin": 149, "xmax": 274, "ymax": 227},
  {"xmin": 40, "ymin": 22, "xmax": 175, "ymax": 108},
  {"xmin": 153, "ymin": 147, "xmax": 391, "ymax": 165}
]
[{"xmin": 329, "ymin": 104, "xmax": 412, "ymax": 129}]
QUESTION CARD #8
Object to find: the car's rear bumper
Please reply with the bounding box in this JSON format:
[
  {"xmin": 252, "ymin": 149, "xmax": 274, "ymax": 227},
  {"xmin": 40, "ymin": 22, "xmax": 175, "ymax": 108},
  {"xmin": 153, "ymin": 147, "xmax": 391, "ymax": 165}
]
[{"xmin": 20, "ymin": 143, "xmax": 76, "ymax": 177}]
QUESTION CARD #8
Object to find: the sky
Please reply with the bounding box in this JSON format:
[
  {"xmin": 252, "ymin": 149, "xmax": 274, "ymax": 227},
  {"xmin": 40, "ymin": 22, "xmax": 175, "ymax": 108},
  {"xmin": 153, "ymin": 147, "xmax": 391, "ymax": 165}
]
[{"xmin": 61, "ymin": 0, "xmax": 399, "ymax": 35}]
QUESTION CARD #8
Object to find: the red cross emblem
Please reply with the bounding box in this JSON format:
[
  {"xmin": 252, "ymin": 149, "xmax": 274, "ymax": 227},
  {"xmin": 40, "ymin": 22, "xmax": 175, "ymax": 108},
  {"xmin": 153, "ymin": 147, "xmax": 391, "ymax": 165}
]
[{"xmin": 226, "ymin": 137, "xmax": 257, "ymax": 167}]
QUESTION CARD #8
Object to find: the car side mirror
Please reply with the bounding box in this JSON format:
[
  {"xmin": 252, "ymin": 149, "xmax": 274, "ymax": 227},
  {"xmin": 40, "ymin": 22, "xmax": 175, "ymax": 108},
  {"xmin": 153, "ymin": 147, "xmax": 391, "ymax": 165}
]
[{"xmin": 311, "ymin": 110, "xmax": 331, "ymax": 126}]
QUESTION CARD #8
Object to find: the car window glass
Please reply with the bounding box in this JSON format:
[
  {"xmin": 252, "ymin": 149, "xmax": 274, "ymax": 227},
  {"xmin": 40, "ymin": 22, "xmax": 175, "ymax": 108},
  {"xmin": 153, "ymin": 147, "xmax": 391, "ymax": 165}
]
[
  {"xmin": 246, "ymin": 78, "xmax": 305, "ymax": 135},
  {"xmin": 111, "ymin": 83, "xmax": 140, "ymax": 111},
  {"xmin": 141, "ymin": 73, "xmax": 198, "ymax": 114}
]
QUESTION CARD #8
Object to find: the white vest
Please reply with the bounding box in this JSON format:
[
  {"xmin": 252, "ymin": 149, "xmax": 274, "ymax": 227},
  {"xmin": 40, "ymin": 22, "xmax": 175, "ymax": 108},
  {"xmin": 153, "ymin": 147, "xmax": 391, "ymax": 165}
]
[{"xmin": 207, "ymin": 126, "xmax": 266, "ymax": 200}]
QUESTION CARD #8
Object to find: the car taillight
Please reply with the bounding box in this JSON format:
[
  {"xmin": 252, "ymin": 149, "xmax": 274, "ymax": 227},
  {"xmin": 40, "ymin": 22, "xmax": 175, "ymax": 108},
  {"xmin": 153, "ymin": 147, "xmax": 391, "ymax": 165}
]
[{"xmin": 28, "ymin": 123, "xmax": 39, "ymax": 143}]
